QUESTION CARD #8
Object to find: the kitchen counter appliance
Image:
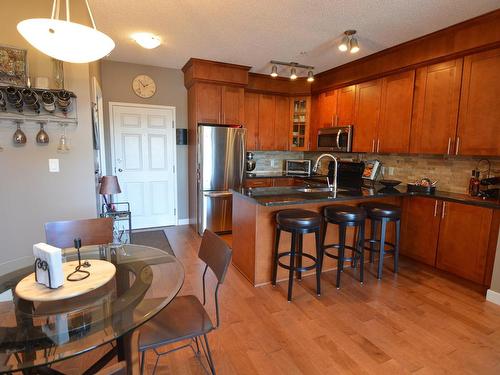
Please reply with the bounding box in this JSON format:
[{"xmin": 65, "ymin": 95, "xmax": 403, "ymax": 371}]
[
  {"xmin": 285, "ymin": 159, "xmax": 312, "ymax": 175},
  {"xmin": 197, "ymin": 124, "xmax": 246, "ymax": 235},
  {"xmin": 317, "ymin": 125, "xmax": 352, "ymax": 152}
]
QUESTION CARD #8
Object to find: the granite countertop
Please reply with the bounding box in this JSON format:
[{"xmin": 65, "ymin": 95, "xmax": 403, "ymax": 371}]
[
  {"xmin": 232, "ymin": 184, "xmax": 500, "ymax": 209},
  {"xmin": 245, "ymin": 172, "xmax": 328, "ymax": 179}
]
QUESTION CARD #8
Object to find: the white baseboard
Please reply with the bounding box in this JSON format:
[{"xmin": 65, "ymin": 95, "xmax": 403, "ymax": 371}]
[
  {"xmin": 486, "ymin": 289, "xmax": 500, "ymax": 305},
  {"xmin": 177, "ymin": 219, "xmax": 190, "ymax": 225}
]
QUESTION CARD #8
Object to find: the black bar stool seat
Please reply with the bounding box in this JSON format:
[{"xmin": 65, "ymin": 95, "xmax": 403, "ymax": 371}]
[
  {"xmin": 360, "ymin": 202, "xmax": 401, "ymax": 279},
  {"xmin": 322, "ymin": 205, "xmax": 366, "ymax": 288},
  {"xmin": 272, "ymin": 209, "xmax": 322, "ymax": 302}
]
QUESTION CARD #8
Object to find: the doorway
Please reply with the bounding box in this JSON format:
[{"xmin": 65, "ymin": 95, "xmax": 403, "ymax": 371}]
[{"xmin": 109, "ymin": 102, "xmax": 177, "ymax": 229}]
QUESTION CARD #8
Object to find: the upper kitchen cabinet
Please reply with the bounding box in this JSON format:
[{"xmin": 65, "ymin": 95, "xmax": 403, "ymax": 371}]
[
  {"xmin": 275, "ymin": 96, "xmax": 291, "ymax": 151},
  {"xmin": 410, "ymin": 59, "xmax": 463, "ymax": 155},
  {"xmin": 377, "ymin": 70, "xmax": 415, "ymax": 153},
  {"xmin": 257, "ymin": 94, "xmax": 276, "ymax": 150},
  {"xmin": 289, "ymin": 97, "xmax": 310, "ymax": 151},
  {"xmin": 244, "ymin": 92, "xmax": 259, "ymax": 150},
  {"xmin": 222, "ymin": 86, "xmax": 245, "ymax": 125},
  {"xmin": 353, "ymin": 79, "xmax": 382, "ymax": 152},
  {"xmin": 456, "ymin": 48, "xmax": 500, "ymax": 156},
  {"xmin": 196, "ymin": 82, "xmax": 222, "ymax": 124},
  {"xmin": 336, "ymin": 85, "xmax": 356, "ymax": 126},
  {"xmin": 309, "ymin": 90, "xmax": 336, "ymax": 150}
]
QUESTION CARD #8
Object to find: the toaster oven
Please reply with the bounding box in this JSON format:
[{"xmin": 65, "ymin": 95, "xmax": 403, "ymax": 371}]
[{"xmin": 285, "ymin": 159, "xmax": 312, "ymax": 175}]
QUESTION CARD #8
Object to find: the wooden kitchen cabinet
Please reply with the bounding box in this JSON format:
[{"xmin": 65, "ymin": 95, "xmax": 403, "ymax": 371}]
[
  {"xmin": 336, "ymin": 85, "xmax": 356, "ymax": 126},
  {"xmin": 377, "ymin": 70, "xmax": 415, "ymax": 153},
  {"xmin": 410, "ymin": 59, "xmax": 463, "ymax": 155},
  {"xmin": 289, "ymin": 97, "xmax": 310, "ymax": 151},
  {"xmin": 456, "ymin": 48, "xmax": 500, "ymax": 156},
  {"xmin": 353, "ymin": 79, "xmax": 382, "ymax": 152},
  {"xmin": 196, "ymin": 83, "xmax": 244, "ymax": 125},
  {"xmin": 275, "ymin": 96, "xmax": 290, "ymax": 151},
  {"xmin": 436, "ymin": 202, "xmax": 493, "ymax": 284},
  {"xmin": 257, "ymin": 94, "xmax": 276, "ymax": 150},
  {"xmin": 244, "ymin": 92, "xmax": 259, "ymax": 150},
  {"xmin": 243, "ymin": 178, "xmax": 273, "ymax": 188},
  {"xmin": 400, "ymin": 197, "xmax": 441, "ymax": 266},
  {"xmin": 309, "ymin": 90, "xmax": 337, "ymax": 150}
]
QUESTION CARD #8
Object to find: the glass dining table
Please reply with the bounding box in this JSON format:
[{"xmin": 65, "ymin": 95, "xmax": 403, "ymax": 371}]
[{"xmin": 0, "ymin": 244, "xmax": 184, "ymax": 374}]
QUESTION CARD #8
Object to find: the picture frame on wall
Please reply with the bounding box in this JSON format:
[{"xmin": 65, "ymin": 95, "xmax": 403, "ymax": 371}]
[{"xmin": 0, "ymin": 45, "xmax": 28, "ymax": 87}]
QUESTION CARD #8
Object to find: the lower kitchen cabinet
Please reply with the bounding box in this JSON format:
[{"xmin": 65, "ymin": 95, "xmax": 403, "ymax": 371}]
[
  {"xmin": 401, "ymin": 197, "xmax": 441, "ymax": 266},
  {"xmin": 435, "ymin": 201, "xmax": 493, "ymax": 284}
]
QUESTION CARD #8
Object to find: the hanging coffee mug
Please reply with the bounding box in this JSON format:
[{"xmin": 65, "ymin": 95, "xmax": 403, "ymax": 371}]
[
  {"xmin": 41, "ymin": 91, "xmax": 56, "ymax": 113},
  {"xmin": 13, "ymin": 122, "xmax": 27, "ymax": 145},
  {"xmin": 21, "ymin": 88, "xmax": 40, "ymax": 113},
  {"xmin": 36, "ymin": 122, "xmax": 49, "ymax": 144},
  {"xmin": 57, "ymin": 90, "xmax": 72, "ymax": 112},
  {"xmin": 6, "ymin": 87, "xmax": 23, "ymax": 112}
]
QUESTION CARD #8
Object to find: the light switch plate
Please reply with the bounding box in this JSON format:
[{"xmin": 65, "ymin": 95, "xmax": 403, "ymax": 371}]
[
  {"xmin": 49, "ymin": 159, "xmax": 60, "ymax": 173},
  {"xmin": 388, "ymin": 167, "xmax": 395, "ymax": 175}
]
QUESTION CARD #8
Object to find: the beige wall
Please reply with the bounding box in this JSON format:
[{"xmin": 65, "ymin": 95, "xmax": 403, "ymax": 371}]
[
  {"xmin": 100, "ymin": 60, "xmax": 188, "ymax": 220},
  {"xmin": 0, "ymin": 1, "xmax": 97, "ymax": 266}
]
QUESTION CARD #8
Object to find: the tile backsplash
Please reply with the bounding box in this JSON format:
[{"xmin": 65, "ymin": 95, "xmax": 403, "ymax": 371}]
[{"xmin": 254, "ymin": 151, "xmax": 500, "ymax": 194}]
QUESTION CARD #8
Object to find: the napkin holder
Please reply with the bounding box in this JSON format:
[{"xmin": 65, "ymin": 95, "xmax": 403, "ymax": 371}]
[{"xmin": 34, "ymin": 258, "xmax": 56, "ymax": 289}]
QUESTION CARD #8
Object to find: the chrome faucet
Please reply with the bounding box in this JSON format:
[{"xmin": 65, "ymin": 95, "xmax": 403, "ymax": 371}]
[{"xmin": 312, "ymin": 153, "xmax": 338, "ymax": 191}]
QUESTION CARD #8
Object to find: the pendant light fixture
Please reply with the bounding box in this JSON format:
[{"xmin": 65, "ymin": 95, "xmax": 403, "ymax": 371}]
[
  {"xmin": 338, "ymin": 30, "xmax": 359, "ymax": 53},
  {"xmin": 17, "ymin": 0, "xmax": 115, "ymax": 64},
  {"xmin": 269, "ymin": 61, "xmax": 314, "ymax": 82}
]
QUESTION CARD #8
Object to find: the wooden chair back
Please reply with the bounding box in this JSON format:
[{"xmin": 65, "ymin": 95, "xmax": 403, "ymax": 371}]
[{"xmin": 45, "ymin": 218, "xmax": 114, "ymax": 248}]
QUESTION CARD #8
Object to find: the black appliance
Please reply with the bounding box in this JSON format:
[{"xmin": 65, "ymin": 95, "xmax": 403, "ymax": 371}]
[
  {"xmin": 329, "ymin": 161, "xmax": 365, "ymax": 189},
  {"xmin": 479, "ymin": 176, "xmax": 500, "ymax": 199}
]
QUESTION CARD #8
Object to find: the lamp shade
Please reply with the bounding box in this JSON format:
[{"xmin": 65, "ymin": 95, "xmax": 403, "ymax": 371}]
[{"xmin": 99, "ymin": 176, "xmax": 121, "ymax": 195}]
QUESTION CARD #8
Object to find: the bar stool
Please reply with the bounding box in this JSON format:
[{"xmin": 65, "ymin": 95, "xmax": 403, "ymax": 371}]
[
  {"xmin": 360, "ymin": 202, "xmax": 401, "ymax": 279},
  {"xmin": 321, "ymin": 205, "xmax": 366, "ymax": 289},
  {"xmin": 272, "ymin": 209, "xmax": 322, "ymax": 302}
]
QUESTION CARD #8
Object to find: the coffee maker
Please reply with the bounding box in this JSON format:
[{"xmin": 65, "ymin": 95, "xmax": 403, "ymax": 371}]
[
  {"xmin": 246, "ymin": 152, "xmax": 256, "ymax": 172},
  {"xmin": 479, "ymin": 176, "xmax": 500, "ymax": 199}
]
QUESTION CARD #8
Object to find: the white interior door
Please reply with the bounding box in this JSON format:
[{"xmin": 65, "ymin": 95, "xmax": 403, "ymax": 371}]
[{"xmin": 111, "ymin": 103, "xmax": 177, "ymax": 229}]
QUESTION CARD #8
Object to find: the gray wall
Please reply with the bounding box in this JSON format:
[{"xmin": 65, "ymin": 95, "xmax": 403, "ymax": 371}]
[
  {"xmin": 0, "ymin": 1, "xmax": 97, "ymax": 267},
  {"xmin": 100, "ymin": 61, "xmax": 188, "ymax": 220}
]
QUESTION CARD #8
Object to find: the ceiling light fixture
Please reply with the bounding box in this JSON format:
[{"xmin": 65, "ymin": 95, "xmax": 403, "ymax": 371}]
[
  {"xmin": 307, "ymin": 70, "xmax": 315, "ymax": 82},
  {"xmin": 338, "ymin": 30, "xmax": 359, "ymax": 54},
  {"xmin": 131, "ymin": 32, "xmax": 162, "ymax": 49},
  {"xmin": 17, "ymin": 0, "xmax": 115, "ymax": 64},
  {"xmin": 270, "ymin": 64, "xmax": 278, "ymax": 78},
  {"xmin": 269, "ymin": 61, "xmax": 315, "ymax": 82}
]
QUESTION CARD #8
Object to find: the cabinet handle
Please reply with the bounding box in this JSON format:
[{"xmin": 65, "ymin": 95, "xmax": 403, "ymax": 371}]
[
  {"xmin": 441, "ymin": 202, "xmax": 446, "ymax": 219},
  {"xmin": 455, "ymin": 137, "xmax": 460, "ymax": 155},
  {"xmin": 377, "ymin": 139, "xmax": 380, "ymax": 153},
  {"xmin": 331, "ymin": 115, "xmax": 334, "ymax": 127},
  {"xmin": 372, "ymin": 139, "xmax": 375, "ymax": 153},
  {"xmin": 434, "ymin": 200, "xmax": 438, "ymax": 217},
  {"xmin": 447, "ymin": 138, "xmax": 451, "ymax": 155}
]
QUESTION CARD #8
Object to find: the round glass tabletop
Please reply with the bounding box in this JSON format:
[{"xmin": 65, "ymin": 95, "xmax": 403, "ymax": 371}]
[{"xmin": 0, "ymin": 244, "xmax": 184, "ymax": 373}]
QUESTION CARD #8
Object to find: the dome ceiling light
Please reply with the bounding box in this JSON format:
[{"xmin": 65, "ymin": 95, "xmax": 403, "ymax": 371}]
[
  {"xmin": 338, "ymin": 30, "xmax": 360, "ymax": 54},
  {"xmin": 269, "ymin": 61, "xmax": 314, "ymax": 82},
  {"xmin": 131, "ymin": 32, "xmax": 162, "ymax": 49},
  {"xmin": 17, "ymin": 0, "xmax": 115, "ymax": 64}
]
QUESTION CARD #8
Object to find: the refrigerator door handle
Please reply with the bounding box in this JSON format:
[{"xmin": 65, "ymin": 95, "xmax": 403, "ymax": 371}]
[
  {"xmin": 240, "ymin": 132, "xmax": 245, "ymax": 186},
  {"xmin": 203, "ymin": 191, "xmax": 233, "ymax": 198}
]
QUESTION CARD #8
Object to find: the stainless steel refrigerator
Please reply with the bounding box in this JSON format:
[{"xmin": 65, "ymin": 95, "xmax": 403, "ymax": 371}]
[{"xmin": 197, "ymin": 124, "xmax": 246, "ymax": 235}]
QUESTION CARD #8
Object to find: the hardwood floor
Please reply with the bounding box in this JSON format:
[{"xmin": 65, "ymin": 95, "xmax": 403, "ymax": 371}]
[{"xmin": 55, "ymin": 225, "xmax": 500, "ymax": 374}]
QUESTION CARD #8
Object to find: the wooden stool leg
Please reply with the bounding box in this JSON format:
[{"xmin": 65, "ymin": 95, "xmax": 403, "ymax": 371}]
[
  {"xmin": 377, "ymin": 219, "xmax": 387, "ymax": 279},
  {"xmin": 296, "ymin": 234, "xmax": 303, "ymax": 281},
  {"xmin": 394, "ymin": 219, "xmax": 400, "ymax": 273},
  {"xmin": 359, "ymin": 222, "xmax": 365, "ymax": 284},
  {"xmin": 336, "ymin": 224, "xmax": 346, "ymax": 289},
  {"xmin": 287, "ymin": 232, "xmax": 297, "ymax": 302},
  {"xmin": 272, "ymin": 228, "xmax": 281, "ymax": 286},
  {"xmin": 315, "ymin": 229, "xmax": 322, "ymax": 296},
  {"xmin": 370, "ymin": 219, "xmax": 377, "ymax": 263}
]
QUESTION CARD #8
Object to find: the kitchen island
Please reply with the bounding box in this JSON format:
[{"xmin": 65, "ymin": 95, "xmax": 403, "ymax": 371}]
[{"xmin": 231, "ymin": 184, "xmax": 500, "ymax": 287}]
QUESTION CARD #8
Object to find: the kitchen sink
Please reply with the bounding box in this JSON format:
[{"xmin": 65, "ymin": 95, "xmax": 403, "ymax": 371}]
[{"xmin": 295, "ymin": 187, "xmax": 347, "ymax": 193}]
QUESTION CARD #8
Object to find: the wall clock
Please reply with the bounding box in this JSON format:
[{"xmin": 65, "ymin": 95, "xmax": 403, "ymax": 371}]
[{"xmin": 132, "ymin": 74, "xmax": 156, "ymax": 98}]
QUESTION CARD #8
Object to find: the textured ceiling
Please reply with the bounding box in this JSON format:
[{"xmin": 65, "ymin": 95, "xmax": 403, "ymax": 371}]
[{"xmin": 88, "ymin": 0, "xmax": 499, "ymax": 74}]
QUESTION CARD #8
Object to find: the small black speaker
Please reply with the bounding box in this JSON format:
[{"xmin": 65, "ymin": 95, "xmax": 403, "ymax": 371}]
[{"xmin": 176, "ymin": 128, "xmax": 187, "ymax": 145}]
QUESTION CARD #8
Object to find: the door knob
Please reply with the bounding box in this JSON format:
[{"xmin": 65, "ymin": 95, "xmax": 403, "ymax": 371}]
[{"xmin": 118, "ymin": 168, "xmax": 123, "ymax": 172}]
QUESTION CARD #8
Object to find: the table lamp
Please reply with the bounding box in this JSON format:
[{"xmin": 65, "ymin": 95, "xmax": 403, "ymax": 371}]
[{"xmin": 99, "ymin": 176, "xmax": 122, "ymax": 211}]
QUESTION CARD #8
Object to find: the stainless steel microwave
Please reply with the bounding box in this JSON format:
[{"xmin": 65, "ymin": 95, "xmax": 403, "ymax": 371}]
[{"xmin": 317, "ymin": 125, "xmax": 352, "ymax": 152}]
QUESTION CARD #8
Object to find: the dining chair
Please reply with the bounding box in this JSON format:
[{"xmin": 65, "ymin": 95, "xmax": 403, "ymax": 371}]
[
  {"xmin": 138, "ymin": 229, "xmax": 232, "ymax": 375},
  {"xmin": 44, "ymin": 217, "xmax": 114, "ymax": 248}
]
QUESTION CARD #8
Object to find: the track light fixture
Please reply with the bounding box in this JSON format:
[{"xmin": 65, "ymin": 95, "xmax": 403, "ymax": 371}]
[
  {"xmin": 270, "ymin": 64, "xmax": 278, "ymax": 77},
  {"xmin": 338, "ymin": 30, "xmax": 359, "ymax": 53},
  {"xmin": 269, "ymin": 61, "xmax": 315, "ymax": 82}
]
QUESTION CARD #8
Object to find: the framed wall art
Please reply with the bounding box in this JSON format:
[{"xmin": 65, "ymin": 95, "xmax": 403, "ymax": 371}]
[{"xmin": 0, "ymin": 46, "xmax": 28, "ymax": 87}]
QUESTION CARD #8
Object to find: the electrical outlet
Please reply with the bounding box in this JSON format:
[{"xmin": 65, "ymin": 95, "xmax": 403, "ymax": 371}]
[
  {"xmin": 381, "ymin": 166, "xmax": 387, "ymax": 175},
  {"xmin": 49, "ymin": 159, "xmax": 60, "ymax": 173},
  {"xmin": 271, "ymin": 159, "xmax": 278, "ymax": 167},
  {"xmin": 388, "ymin": 167, "xmax": 395, "ymax": 175}
]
